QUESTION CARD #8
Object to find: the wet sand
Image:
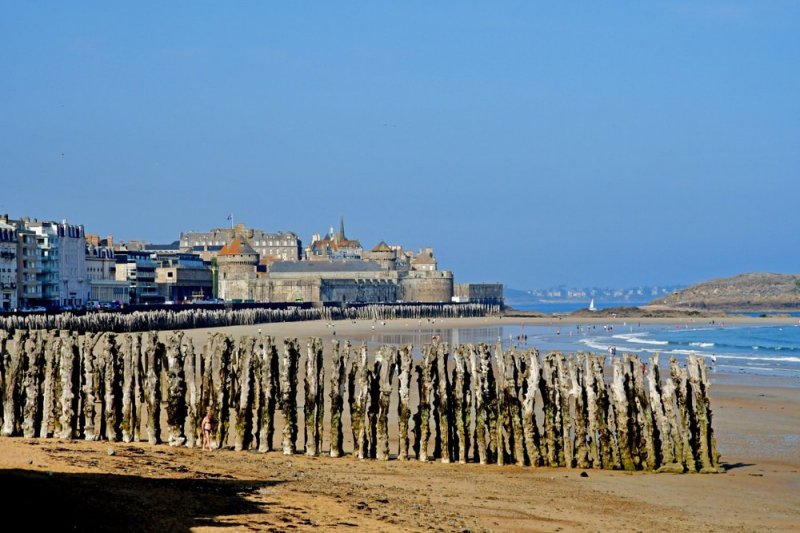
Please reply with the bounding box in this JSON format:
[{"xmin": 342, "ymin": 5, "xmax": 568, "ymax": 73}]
[{"xmin": 1, "ymin": 316, "xmax": 798, "ymax": 531}]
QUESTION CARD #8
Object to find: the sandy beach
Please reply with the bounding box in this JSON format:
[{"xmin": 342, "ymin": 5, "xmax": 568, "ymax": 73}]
[{"xmin": 1, "ymin": 315, "xmax": 798, "ymax": 531}]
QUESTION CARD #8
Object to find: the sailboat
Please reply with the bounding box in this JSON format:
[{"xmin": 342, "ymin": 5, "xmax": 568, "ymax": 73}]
[{"xmin": 588, "ymin": 298, "xmax": 597, "ymax": 312}]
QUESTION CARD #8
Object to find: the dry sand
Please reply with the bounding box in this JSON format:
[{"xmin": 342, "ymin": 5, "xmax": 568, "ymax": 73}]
[{"xmin": 1, "ymin": 316, "xmax": 798, "ymax": 532}]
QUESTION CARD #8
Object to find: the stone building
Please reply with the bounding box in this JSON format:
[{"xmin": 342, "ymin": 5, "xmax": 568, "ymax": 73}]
[
  {"xmin": 219, "ymin": 258, "xmax": 453, "ymax": 304},
  {"xmin": 85, "ymin": 245, "xmax": 130, "ymax": 305},
  {"xmin": 216, "ymin": 236, "xmax": 259, "ymax": 301},
  {"xmin": 0, "ymin": 222, "xmax": 17, "ymax": 310},
  {"xmin": 180, "ymin": 224, "xmax": 301, "ymax": 263},
  {"xmin": 306, "ymin": 218, "xmax": 363, "ymax": 260},
  {"xmin": 155, "ymin": 253, "xmax": 213, "ymax": 302},
  {"xmin": 454, "ymin": 283, "xmax": 504, "ymax": 306}
]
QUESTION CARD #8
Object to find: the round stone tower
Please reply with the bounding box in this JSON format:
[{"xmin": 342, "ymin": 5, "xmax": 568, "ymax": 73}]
[{"xmin": 217, "ymin": 235, "xmax": 258, "ymax": 301}]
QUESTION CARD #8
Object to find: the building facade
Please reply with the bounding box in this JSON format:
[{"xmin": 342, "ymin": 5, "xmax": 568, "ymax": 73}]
[
  {"xmin": 454, "ymin": 283, "xmax": 504, "ymax": 306},
  {"xmin": 86, "ymin": 245, "xmax": 130, "ymax": 304},
  {"xmin": 306, "ymin": 218, "xmax": 363, "ymax": 260},
  {"xmin": 0, "ymin": 222, "xmax": 17, "ymax": 310},
  {"xmin": 180, "ymin": 224, "xmax": 301, "ymax": 262},
  {"xmin": 115, "ymin": 250, "xmax": 161, "ymax": 304},
  {"xmin": 155, "ymin": 253, "xmax": 213, "ymax": 302}
]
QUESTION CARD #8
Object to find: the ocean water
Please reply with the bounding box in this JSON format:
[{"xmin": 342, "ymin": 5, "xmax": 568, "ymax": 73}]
[
  {"xmin": 510, "ymin": 301, "xmax": 650, "ymax": 314},
  {"xmin": 365, "ymin": 321, "xmax": 800, "ymax": 383}
]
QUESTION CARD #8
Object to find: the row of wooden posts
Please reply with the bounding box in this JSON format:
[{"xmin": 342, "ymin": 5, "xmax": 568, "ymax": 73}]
[
  {"xmin": 0, "ymin": 329, "xmax": 721, "ymax": 472},
  {"xmin": 0, "ymin": 303, "xmax": 499, "ymax": 334}
]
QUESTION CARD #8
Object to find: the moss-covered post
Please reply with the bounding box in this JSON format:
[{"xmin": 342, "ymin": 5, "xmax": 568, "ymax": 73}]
[
  {"xmin": 375, "ymin": 345, "xmax": 397, "ymax": 461},
  {"xmin": 82, "ymin": 332, "xmax": 104, "ymax": 441},
  {"xmin": 669, "ymin": 357, "xmax": 695, "ymax": 471},
  {"xmin": 101, "ymin": 332, "xmax": 121, "ymax": 442},
  {"xmin": 627, "ymin": 354, "xmax": 656, "ymax": 470},
  {"xmin": 38, "ymin": 331, "xmax": 59, "ymax": 438},
  {"xmin": 397, "ymin": 344, "xmax": 412, "ymax": 460},
  {"xmin": 687, "ymin": 354, "xmax": 722, "ymax": 473},
  {"xmin": 571, "ymin": 354, "xmax": 590, "ymax": 469},
  {"xmin": 522, "ymin": 348, "xmax": 543, "ymax": 466},
  {"xmin": 141, "ymin": 332, "xmax": 162, "ymax": 444},
  {"xmin": 232, "ymin": 335, "xmax": 255, "ymax": 451},
  {"xmin": 329, "ymin": 340, "xmax": 348, "ymax": 458},
  {"xmin": 119, "ymin": 333, "xmax": 136, "ymax": 443},
  {"xmin": 21, "ymin": 330, "xmax": 44, "ymax": 438},
  {"xmin": 304, "ymin": 337, "xmax": 324, "ymax": 456},
  {"xmin": 435, "ymin": 341, "xmax": 452, "ymax": 464},
  {"xmin": 611, "ymin": 357, "xmax": 635, "ymax": 470},
  {"xmin": 183, "ymin": 335, "xmax": 199, "ymax": 448},
  {"xmin": 279, "ymin": 337, "xmax": 300, "ymax": 455},
  {"xmin": 416, "ymin": 343, "xmax": 436, "ymax": 462},
  {"xmin": 452, "ymin": 346, "xmax": 469, "ymax": 464},
  {"xmin": 648, "ymin": 355, "xmax": 683, "ymax": 473},
  {"xmin": 257, "ymin": 335, "xmax": 279, "ymax": 452}
]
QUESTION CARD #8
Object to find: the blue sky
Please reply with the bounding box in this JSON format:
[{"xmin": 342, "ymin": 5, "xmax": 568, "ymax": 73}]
[{"xmin": 2, "ymin": 2, "xmax": 798, "ymax": 288}]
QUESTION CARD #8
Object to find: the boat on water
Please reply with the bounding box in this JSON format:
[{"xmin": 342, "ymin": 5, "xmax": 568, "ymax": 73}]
[{"xmin": 588, "ymin": 298, "xmax": 597, "ymax": 312}]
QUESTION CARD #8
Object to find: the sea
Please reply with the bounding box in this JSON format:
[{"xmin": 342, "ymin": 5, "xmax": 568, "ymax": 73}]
[{"xmin": 365, "ymin": 318, "xmax": 800, "ymax": 385}]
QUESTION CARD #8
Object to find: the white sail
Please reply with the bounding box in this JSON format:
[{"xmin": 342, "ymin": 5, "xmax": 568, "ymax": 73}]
[{"xmin": 588, "ymin": 298, "xmax": 597, "ymax": 311}]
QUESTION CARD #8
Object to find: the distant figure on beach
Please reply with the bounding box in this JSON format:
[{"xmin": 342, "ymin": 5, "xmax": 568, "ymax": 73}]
[
  {"xmin": 711, "ymin": 354, "xmax": 717, "ymax": 366},
  {"xmin": 202, "ymin": 408, "xmax": 213, "ymax": 451}
]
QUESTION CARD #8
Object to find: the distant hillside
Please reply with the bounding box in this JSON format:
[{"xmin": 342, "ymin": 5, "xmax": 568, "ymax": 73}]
[{"xmin": 648, "ymin": 273, "xmax": 800, "ymax": 311}]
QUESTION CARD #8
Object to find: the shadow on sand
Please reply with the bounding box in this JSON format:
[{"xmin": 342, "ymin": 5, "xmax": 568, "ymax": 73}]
[{"xmin": 0, "ymin": 469, "xmax": 278, "ymax": 532}]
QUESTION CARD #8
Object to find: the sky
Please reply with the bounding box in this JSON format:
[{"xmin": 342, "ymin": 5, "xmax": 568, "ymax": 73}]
[{"xmin": 2, "ymin": 2, "xmax": 798, "ymax": 289}]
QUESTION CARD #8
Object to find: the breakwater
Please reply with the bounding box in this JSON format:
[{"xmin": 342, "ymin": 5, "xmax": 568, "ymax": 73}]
[
  {"xmin": 0, "ymin": 302, "xmax": 499, "ymax": 333},
  {"xmin": 0, "ymin": 329, "xmax": 720, "ymax": 472}
]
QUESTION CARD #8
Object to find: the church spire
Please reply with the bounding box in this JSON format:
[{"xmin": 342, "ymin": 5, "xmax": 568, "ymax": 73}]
[{"xmin": 338, "ymin": 216, "xmax": 346, "ymax": 241}]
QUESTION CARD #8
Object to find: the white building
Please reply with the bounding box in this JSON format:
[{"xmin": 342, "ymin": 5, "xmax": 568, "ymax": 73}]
[
  {"xmin": 27, "ymin": 219, "xmax": 88, "ymax": 308},
  {"xmin": 0, "ymin": 222, "xmax": 17, "ymax": 311}
]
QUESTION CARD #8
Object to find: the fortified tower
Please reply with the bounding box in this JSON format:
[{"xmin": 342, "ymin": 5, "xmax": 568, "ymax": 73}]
[{"xmin": 216, "ymin": 234, "xmax": 258, "ymax": 301}]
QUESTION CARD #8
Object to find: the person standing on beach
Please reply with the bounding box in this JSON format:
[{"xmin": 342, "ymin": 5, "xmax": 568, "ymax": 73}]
[{"xmin": 202, "ymin": 408, "xmax": 213, "ymax": 451}]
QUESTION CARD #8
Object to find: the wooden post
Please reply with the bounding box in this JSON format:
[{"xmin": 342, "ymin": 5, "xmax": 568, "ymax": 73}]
[
  {"xmin": 376, "ymin": 345, "xmax": 397, "ymax": 461},
  {"xmin": 232, "ymin": 335, "xmax": 255, "ymax": 452},
  {"xmin": 329, "ymin": 340, "xmax": 348, "ymax": 458},
  {"xmin": 304, "ymin": 337, "xmax": 323, "ymax": 456},
  {"xmin": 280, "ymin": 338, "xmax": 300, "ymax": 455},
  {"xmin": 397, "ymin": 344, "xmax": 412, "ymax": 460}
]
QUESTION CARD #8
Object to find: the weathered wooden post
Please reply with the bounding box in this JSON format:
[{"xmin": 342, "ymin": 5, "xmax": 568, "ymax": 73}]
[
  {"xmin": 39, "ymin": 331, "xmax": 59, "ymax": 438},
  {"xmin": 571, "ymin": 354, "xmax": 590, "ymax": 469},
  {"xmin": 452, "ymin": 346, "xmax": 469, "ymax": 464},
  {"xmin": 100, "ymin": 332, "xmax": 121, "ymax": 442},
  {"xmin": 687, "ymin": 354, "xmax": 722, "ymax": 473},
  {"xmin": 627, "ymin": 354, "xmax": 656, "ymax": 470},
  {"xmin": 256, "ymin": 335, "xmax": 278, "ymax": 452},
  {"xmin": 21, "ymin": 330, "xmax": 44, "ymax": 438},
  {"xmin": 397, "ymin": 344, "xmax": 413, "ymax": 461},
  {"xmin": 141, "ymin": 332, "xmax": 162, "ymax": 445},
  {"xmin": 329, "ymin": 340, "xmax": 348, "ymax": 458},
  {"xmin": 435, "ymin": 341, "xmax": 453, "ymax": 464},
  {"xmin": 647, "ymin": 354, "xmax": 683, "ymax": 473},
  {"xmin": 232, "ymin": 335, "xmax": 255, "ymax": 451},
  {"xmin": 611, "ymin": 357, "xmax": 635, "ymax": 470},
  {"xmin": 522, "ymin": 348, "xmax": 543, "ymax": 466},
  {"xmin": 79, "ymin": 332, "xmax": 102, "ymax": 441},
  {"xmin": 2, "ymin": 330, "xmax": 26, "ymax": 436},
  {"xmin": 183, "ymin": 335, "xmax": 199, "ymax": 448},
  {"xmin": 119, "ymin": 333, "xmax": 137, "ymax": 443},
  {"xmin": 669, "ymin": 357, "xmax": 695, "ymax": 471},
  {"xmin": 375, "ymin": 345, "xmax": 397, "ymax": 461},
  {"xmin": 304, "ymin": 337, "xmax": 324, "ymax": 456},
  {"xmin": 416, "ymin": 344, "xmax": 436, "ymax": 462},
  {"xmin": 280, "ymin": 338, "xmax": 300, "ymax": 455},
  {"xmin": 348, "ymin": 343, "xmax": 370, "ymax": 459}
]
